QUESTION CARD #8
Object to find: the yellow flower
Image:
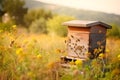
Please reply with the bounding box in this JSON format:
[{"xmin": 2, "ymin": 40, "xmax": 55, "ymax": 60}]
[
  {"xmin": 75, "ymin": 60, "xmax": 82, "ymax": 65},
  {"xmin": 117, "ymin": 54, "xmax": 120, "ymax": 60},
  {"xmin": 0, "ymin": 30, "xmax": 3, "ymax": 33},
  {"xmin": 16, "ymin": 48, "xmax": 23, "ymax": 55},
  {"xmin": 106, "ymin": 49, "xmax": 110, "ymax": 53},
  {"xmin": 98, "ymin": 53, "xmax": 104, "ymax": 59},
  {"xmin": 56, "ymin": 49, "xmax": 61, "ymax": 53},
  {"xmin": 69, "ymin": 60, "xmax": 75, "ymax": 65},
  {"xmin": 37, "ymin": 54, "xmax": 42, "ymax": 59},
  {"xmin": 12, "ymin": 25, "xmax": 16, "ymax": 28},
  {"xmin": 47, "ymin": 62, "xmax": 55, "ymax": 69},
  {"xmin": 94, "ymin": 48, "xmax": 98, "ymax": 53},
  {"xmin": 23, "ymin": 40, "xmax": 28, "ymax": 44},
  {"xmin": 27, "ymin": 71, "xmax": 35, "ymax": 77}
]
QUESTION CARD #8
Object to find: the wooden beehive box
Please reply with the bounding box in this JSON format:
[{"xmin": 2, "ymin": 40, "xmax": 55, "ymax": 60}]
[{"xmin": 63, "ymin": 20, "xmax": 112, "ymax": 59}]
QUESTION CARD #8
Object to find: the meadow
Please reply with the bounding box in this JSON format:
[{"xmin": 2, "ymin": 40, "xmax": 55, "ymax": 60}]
[
  {"xmin": 0, "ymin": 0, "xmax": 120, "ymax": 79},
  {"xmin": 0, "ymin": 28, "xmax": 120, "ymax": 80}
]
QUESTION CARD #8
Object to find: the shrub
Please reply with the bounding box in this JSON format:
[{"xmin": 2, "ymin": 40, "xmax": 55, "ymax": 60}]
[
  {"xmin": 29, "ymin": 18, "xmax": 47, "ymax": 34},
  {"xmin": 47, "ymin": 15, "xmax": 75, "ymax": 37},
  {"xmin": 107, "ymin": 24, "xmax": 120, "ymax": 38},
  {"xmin": 24, "ymin": 9, "xmax": 53, "ymax": 29},
  {"xmin": 0, "ymin": 22, "xmax": 15, "ymax": 32}
]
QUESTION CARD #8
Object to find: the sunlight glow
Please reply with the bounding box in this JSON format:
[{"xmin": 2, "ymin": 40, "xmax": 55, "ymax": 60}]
[{"xmin": 36, "ymin": 0, "xmax": 120, "ymax": 15}]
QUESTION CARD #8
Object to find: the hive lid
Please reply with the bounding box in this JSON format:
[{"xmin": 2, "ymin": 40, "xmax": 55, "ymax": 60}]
[{"xmin": 62, "ymin": 20, "xmax": 112, "ymax": 29}]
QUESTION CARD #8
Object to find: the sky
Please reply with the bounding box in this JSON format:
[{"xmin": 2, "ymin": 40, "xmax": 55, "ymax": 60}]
[{"xmin": 36, "ymin": 0, "xmax": 120, "ymax": 15}]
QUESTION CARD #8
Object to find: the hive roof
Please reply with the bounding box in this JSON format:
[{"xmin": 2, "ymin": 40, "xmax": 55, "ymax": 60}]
[{"xmin": 62, "ymin": 20, "xmax": 112, "ymax": 29}]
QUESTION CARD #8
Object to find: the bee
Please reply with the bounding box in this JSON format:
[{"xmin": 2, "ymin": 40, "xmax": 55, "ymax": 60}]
[
  {"xmin": 74, "ymin": 46, "xmax": 76, "ymax": 48},
  {"xmin": 72, "ymin": 43, "xmax": 74, "ymax": 45},
  {"xmin": 71, "ymin": 35, "xmax": 74, "ymax": 38},
  {"xmin": 10, "ymin": 40, "xmax": 15, "ymax": 47},
  {"xmin": 77, "ymin": 39, "xmax": 80, "ymax": 42},
  {"xmin": 64, "ymin": 40, "xmax": 67, "ymax": 43},
  {"xmin": 68, "ymin": 39, "xmax": 71, "ymax": 43},
  {"xmin": 75, "ymin": 43, "xmax": 77, "ymax": 46}
]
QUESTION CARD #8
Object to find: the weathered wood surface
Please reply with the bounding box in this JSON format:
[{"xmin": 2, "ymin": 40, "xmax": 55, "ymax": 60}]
[{"xmin": 63, "ymin": 20, "xmax": 111, "ymax": 59}]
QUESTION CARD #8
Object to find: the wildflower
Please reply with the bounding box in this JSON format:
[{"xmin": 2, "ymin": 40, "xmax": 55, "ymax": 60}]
[
  {"xmin": 94, "ymin": 48, "xmax": 98, "ymax": 53},
  {"xmin": 12, "ymin": 25, "xmax": 16, "ymax": 28},
  {"xmin": 98, "ymin": 53, "xmax": 104, "ymax": 59},
  {"xmin": 75, "ymin": 59, "xmax": 82, "ymax": 65},
  {"xmin": 91, "ymin": 59, "xmax": 98, "ymax": 66},
  {"xmin": 106, "ymin": 49, "xmax": 110, "ymax": 53},
  {"xmin": 47, "ymin": 62, "xmax": 55, "ymax": 69},
  {"xmin": 98, "ymin": 48, "xmax": 102, "ymax": 52},
  {"xmin": 27, "ymin": 71, "xmax": 33, "ymax": 77},
  {"xmin": 85, "ymin": 52, "xmax": 89, "ymax": 55},
  {"xmin": 69, "ymin": 60, "xmax": 75, "ymax": 65},
  {"xmin": 117, "ymin": 54, "xmax": 120, "ymax": 60},
  {"xmin": 23, "ymin": 40, "xmax": 28, "ymax": 44},
  {"xmin": 37, "ymin": 54, "xmax": 42, "ymax": 59},
  {"xmin": 0, "ymin": 30, "xmax": 3, "ymax": 33},
  {"xmin": 27, "ymin": 71, "xmax": 35, "ymax": 77},
  {"xmin": 16, "ymin": 48, "xmax": 23, "ymax": 55},
  {"xmin": 56, "ymin": 49, "xmax": 61, "ymax": 53},
  {"xmin": 112, "ymin": 68, "xmax": 120, "ymax": 75}
]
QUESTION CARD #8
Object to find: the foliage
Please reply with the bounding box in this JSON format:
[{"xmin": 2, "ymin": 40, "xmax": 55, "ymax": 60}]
[
  {"xmin": 0, "ymin": 0, "xmax": 4, "ymax": 19},
  {"xmin": 0, "ymin": 0, "xmax": 3, "ymax": 11},
  {"xmin": 107, "ymin": 24, "xmax": 120, "ymax": 38},
  {"xmin": 29, "ymin": 18, "xmax": 47, "ymax": 34},
  {"xmin": 60, "ymin": 47, "xmax": 120, "ymax": 80},
  {"xmin": 47, "ymin": 15, "xmax": 75, "ymax": 37},
  {"xmin": 0, "ymin": 25, "xmax": 120, "ymax": 79},
  {"xmin": 0, "ymin": 31, "xmax": 66, "ymax": 80},
  {"xmin": 24, "ymin": 8, "xmax": 53, "ymax": 29},
  {"xmin": 0, "ymin": 22, "xmax": 15, "ymax": 32},
  {"xmin": 25, "ymin": 0, "xmax": 120, "ymax": 26},
  {"xmin": 1, "ymin": 0, "xmax": 27, "ymax": 25}
]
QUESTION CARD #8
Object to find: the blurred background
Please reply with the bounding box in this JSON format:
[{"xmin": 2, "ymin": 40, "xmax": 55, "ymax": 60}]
[{"xmin": 0, "ymin": 0, "xmax": 120, "ymax": 38}]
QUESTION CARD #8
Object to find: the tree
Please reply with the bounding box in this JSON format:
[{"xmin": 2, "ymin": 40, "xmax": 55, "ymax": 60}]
[
  {"xmin": 29, "ymin": 18, "xmax": 47, "ymax": 34},
  {"xmin": 0, "ymin": 0, "xmax": 5, "ymax": 19},
  {"xmin": 0, "ymin": 0, "xmax": 3, "ymax": 12},
  {"xmin": 24, "ymin": 8, "xmax": 53, "ymax": 29},
  {"xmin": 1, "ymin": 0, "xmax": 27, "ymax": 25},
  {"xmin": 107, "ymin": 24, "xmax": 120, "ymax": 38},
  {"xmin": 47, "ymin": 15, "xmax": 75, "ymax": 37}
]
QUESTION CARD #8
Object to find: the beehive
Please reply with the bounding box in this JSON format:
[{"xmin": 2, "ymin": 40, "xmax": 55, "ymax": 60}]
[{"xmin": 63, "ymin": 20, "xmax": 112, "ymax": 59}]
